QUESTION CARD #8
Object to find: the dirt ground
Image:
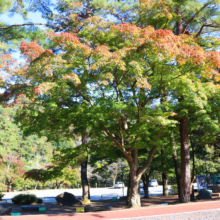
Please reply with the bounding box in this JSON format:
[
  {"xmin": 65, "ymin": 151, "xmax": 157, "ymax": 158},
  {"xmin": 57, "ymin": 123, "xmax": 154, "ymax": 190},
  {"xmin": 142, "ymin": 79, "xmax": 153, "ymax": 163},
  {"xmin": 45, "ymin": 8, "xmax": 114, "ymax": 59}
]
[{"xmin": 1, "ymin": 193, "xmax": 220, "ymax": 215}]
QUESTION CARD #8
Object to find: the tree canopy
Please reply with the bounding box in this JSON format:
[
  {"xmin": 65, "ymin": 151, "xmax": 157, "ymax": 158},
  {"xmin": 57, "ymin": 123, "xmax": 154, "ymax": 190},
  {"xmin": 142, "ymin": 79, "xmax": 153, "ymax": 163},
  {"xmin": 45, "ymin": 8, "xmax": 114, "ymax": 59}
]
[{"xmin": 1, "ymin": 0, "xmax": 220, "ymax": 207}]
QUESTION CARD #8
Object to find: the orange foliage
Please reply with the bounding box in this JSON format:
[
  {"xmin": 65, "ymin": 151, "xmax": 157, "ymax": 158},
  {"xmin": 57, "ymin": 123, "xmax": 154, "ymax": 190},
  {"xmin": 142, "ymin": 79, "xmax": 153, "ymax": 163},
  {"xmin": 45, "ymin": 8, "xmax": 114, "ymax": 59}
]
[
  {"xmin": 14, "ymin": 94, "xmax": 26, "ymax": 104},
  {"xmin": 16, "ymin": 23, "xmax": 220, "ymax": 94},
  {"xmin": 20, "ymin": 41, "xmax": 53, "ymax": 62}
]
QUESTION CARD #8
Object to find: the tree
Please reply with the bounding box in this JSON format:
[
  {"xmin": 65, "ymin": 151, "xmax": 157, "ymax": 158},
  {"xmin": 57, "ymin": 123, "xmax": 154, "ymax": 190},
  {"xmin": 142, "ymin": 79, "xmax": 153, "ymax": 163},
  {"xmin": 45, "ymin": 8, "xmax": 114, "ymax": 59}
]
[
  {"xmin": 50, "ymin": 141, "xmax": 91, "ymax": 199},
  {"xmin": 46, "ymin": 166, "xmax": 80, "ymax": 189},
  {"xmin": 1, "ymin": 0, "xmax": 220, "ymax": 206},
  {"xmin": 136, "ymin": 0, "xmax": 220, "ymax": 203},
  {"xmin": 7, "ymin": 14, "xmax": 220, "ymax": 207},
  {"xmin": 24, "ymin": 168, "xmax": 51, "ymax": 188}
]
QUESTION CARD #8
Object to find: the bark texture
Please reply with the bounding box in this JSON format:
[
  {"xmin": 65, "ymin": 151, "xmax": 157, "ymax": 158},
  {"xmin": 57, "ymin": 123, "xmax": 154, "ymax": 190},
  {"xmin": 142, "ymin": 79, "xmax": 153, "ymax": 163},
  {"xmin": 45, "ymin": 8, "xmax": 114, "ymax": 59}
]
[
  {"xmin": 142, "ymin": 169, "xmax": 152, "ymax": 198},
  {"xmin": 172, "ymin": 147, "xmax": 181, "ymax": 200},
  {"xmin": 162, "ymin": 171, "xmax": 168, "ymax": 196},
  {"xmin": 161, "ymin": 148, "xmax": 168, "ymax": 196},
  {"xmin": 127, "ymin": 150, "xmax": 141, "ymax": 208},
  {"xmin": 176, "ymin": 9, "xmax": 183, "ymax": 35},
  {"xmin": 81, "ymin": 136, "xmax": 90, "ymax": 200},
  {"xmin": 126, "ymin": 172, "xmax": 131, "ymax": 206},
  {"xmin": 191, "ymin": 141, "xmax": 196, "ymax": 183},
  {"xmin": 180, "ymin": 117, "xmax": 191, "ymax": 203}
]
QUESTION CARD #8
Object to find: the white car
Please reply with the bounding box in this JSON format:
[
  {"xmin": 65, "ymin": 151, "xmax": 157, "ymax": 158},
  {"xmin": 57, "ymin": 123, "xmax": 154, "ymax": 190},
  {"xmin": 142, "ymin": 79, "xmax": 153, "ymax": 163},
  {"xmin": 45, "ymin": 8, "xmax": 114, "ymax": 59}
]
[
  {"xmin": 149, "ymin": 179, "xmax": 158, "ymax": 187},
  {"xmin": 192, "ymin": 182, "xmax": 198, "ymax": 191},
  {"xmin": 114, "ymin": 182, "xmax": 125, "ymax": 188}
]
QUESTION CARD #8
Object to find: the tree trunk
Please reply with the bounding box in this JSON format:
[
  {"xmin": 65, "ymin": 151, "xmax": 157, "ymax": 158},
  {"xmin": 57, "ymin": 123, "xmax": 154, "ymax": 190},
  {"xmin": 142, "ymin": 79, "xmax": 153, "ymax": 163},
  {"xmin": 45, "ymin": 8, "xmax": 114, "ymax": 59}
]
[
  {"xmin": 172, "ymin": 135, "xmax": 181, "ymax": 200},
  {"xmin": 81, "ymin": 136, "xmax": 90, "ymax": 200},
  {"xmin": 113, "ymin": 178, "xmax": 116, "ymax": 187},
  {"xmin": 142, "ymin": 172, "xmax": 150, "ymax": 198},
  {"xmin": 176, "ymin": 9, "xmax": 183, "ymax": 35},
  {"xmin": 128, "ymin": 169, "xmax": 141, "ymax": 207},
  {"xmin": 35, "ymin": 181, "xmax": 39, "ymax": 190},
  {"xmin": 162, "ymin": 171, "xmax": 168, "ymax": 196},
  {"xmin": 127, "ymin": 150, "xmax": 141, "ymax": 208},
  {"xmin": 143, "ymin": 180, "xmax": 149, "ymax": 198},
  {"xmin": 126, "ymin": 172, "xmax": 131, "ymax": 206},
  {"xmin": 161, "ymin": 148, "xmax": 168, "ymax": 196},
  {"xmin": 191, "ymin": 141, "xmax": 196, "ymax": 183},
  {"xmin": 123, "ymin": 143, "xmax": 158, "ymax": 207},
  {"xmin": 180, "ymin": 117, "xmax": 191, "ymax": 203}
]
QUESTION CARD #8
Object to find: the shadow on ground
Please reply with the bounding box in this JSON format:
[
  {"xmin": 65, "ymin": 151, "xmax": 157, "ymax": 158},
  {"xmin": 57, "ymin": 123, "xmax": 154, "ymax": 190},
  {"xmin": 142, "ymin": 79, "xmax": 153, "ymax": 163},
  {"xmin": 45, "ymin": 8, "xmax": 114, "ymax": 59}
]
[{"xmin": 1, "ymin": 193, "xmax": 220, "ymax": 216}]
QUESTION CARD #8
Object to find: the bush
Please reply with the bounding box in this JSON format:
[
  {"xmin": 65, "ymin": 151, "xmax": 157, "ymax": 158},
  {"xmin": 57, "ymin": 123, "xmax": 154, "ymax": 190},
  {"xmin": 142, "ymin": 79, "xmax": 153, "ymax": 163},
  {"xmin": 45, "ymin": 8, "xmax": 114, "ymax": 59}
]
[
  {"xmin": 170, "ymin": 184, "xmax": 178, "ymax": 195},
  {"xmin": 0, "ymin": 192, "xmax": 4, "ymax": 201},
  {"xmin": 12, "ymin": 194, "xmax": 40, "ymax": 205},
  {"xmin": 37, "ymin": 198, "xmax": 43, "ymax": 203}
]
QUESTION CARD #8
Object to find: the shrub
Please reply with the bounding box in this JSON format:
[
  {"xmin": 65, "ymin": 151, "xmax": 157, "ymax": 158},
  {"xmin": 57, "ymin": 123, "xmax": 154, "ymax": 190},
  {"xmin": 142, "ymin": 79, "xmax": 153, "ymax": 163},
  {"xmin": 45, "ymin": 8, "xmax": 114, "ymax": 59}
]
[
  {"xmin": 37, "ymin": 198, "xmax": 43, "ymax": 203},
  {"xmin": 12, "ymin": 194, "xmax": 39, "ymax": 205},
  {"xmin": 0, "ymin": 192, "xmax": 4, "ymax": 201},
  {"xmin": 170, "ymin": 184, "xmax": 178, "ymax": 195}
]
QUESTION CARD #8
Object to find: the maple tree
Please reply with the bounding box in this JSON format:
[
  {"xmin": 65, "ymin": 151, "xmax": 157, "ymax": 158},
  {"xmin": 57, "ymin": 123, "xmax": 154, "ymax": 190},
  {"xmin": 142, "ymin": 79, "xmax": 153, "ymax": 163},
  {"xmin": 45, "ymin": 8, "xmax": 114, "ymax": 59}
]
[
  {"xmin": 1, "ymin": 0, "xmax": 220, "ymax": 206},
  {"xmin": 6, "ymin": 13, "xmax": 220, "ymax": 206}
]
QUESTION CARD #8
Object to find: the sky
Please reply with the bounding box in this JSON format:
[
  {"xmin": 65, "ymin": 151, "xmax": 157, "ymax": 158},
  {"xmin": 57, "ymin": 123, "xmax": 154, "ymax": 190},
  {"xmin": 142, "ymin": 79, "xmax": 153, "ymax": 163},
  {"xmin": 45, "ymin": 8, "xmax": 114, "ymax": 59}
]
[
  {"xmin": 0, "ymin": 9, "xmax": 48, "ymax": 61},
  {"xmin": 0, "ymin": 9, "xmax": 49, "ymax": 93},
  {"xmin": 0, "ymin": 11, "xmax": 46, "ymax": 25}
]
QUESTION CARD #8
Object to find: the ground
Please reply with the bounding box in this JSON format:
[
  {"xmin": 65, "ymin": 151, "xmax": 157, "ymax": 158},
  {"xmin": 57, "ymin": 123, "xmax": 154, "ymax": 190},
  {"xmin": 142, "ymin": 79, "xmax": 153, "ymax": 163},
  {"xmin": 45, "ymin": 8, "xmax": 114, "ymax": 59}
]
[{"xmin": 1, "ymin": 193, "xmax": 219, "ymax": 215}]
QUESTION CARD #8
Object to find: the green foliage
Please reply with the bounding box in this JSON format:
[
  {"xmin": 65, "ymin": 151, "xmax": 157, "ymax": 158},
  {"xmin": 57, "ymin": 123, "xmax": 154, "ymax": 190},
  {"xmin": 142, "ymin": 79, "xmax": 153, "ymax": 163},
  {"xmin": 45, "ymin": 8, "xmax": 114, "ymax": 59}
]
[
  {"xmin": 24, "ymin": 169, "xmax": 51, "ymax": 183},
  {"xmin": 1, "ymin": 0, "xmax": 220, "ymax": 206},
  {"xmin": 0, "ymin": 191, "xmax": 4, "ymax": 201},
  {"xmin": 0, "ymin": 0, "xmax": 13, "ymax": 13},
  {"xmin": 3, "ymin": 3, "xmax": 219, "ymax": 207},
  {"xmin": 12, "ymin": 194, "xmax": 40, "ymax": 205},
  {"xmin": 37, "ymin": 198, "xmax": 43, "ymax": 203},
  {"xmin": 170, "ymin": 183, "xmax": 178, "ymax": 195}
]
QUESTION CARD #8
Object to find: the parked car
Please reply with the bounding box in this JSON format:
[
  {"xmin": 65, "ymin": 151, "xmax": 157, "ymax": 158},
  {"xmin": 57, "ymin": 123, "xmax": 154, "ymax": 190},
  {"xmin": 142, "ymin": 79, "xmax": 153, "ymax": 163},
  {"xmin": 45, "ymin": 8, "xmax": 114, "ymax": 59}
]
[
  {"xmin": 114, "ymin": 182, "xmax": 125, "ymax": 188},
  {"xmin": 140, "ymin": 182, "xmax": 144, "ymax": 188},
  {"xmin": 192, "ymin": 182, "xmax": 198, "ymax": 191},
  {"xmin": 149, "ymin": 180, "xmax": 158, "ymax": 187}
]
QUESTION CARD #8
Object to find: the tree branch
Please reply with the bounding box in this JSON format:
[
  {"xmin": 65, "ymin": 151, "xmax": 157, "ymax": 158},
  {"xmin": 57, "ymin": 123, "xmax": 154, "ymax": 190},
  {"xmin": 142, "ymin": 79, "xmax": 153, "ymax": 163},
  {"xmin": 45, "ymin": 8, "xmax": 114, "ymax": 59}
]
[
  {"xmin": 195, "ymin": 23, "xmax": 220, "ymax": 38},
  {"xmin": 118, "ymin": 116, "xmax": 124, "ymax": 146},
  {"xmin": 138, "ymin": 133, "xmax": 161, "ymax": 176},
  {"xmin": 0, "ymin": 23, "xmax": 57, "ymax": 29},
  {"xmin": 182, "ymin": 2, "xmax": 210, "ymax": 34}
]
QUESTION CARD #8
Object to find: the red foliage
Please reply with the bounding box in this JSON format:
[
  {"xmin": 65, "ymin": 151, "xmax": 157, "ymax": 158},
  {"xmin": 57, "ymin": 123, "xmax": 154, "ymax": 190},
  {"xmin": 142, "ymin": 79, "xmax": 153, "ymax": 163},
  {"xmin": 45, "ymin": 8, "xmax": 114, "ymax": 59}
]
[
  {"xmin": 15, "ymin": 160, "xmax": 26, "ymax": 175},
  {"xmin": 20, "ymin": 41, "xmax": 53, "ymax": 62}
]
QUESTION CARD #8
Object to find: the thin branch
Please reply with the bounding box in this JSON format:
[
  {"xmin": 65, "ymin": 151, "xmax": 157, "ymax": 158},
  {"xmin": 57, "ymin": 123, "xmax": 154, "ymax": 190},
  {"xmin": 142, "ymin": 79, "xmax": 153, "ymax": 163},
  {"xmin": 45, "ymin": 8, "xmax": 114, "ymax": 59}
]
[
  {"xmin": 118, "ymin": 116, "xmax": 124, "ymax": 146},
  {"xmin": 81, "ymin": 94, "xmax": 93, "ymax": 107},
  {"xmin": 0, "ymin": 23, "xmax": 57, "ymax": 29},
  {"xmin": 99, "ymin": 120, "xmax": 121, "ymax": 148},
  {"xmin": 195, "ymin": 23, "xmax": 220, "ymax": 38},
  {"xmin": 138, "ymin": 132, "xmax": 161, "ymax": 176},
  {"xmin": 195, "ymin": 24, "xmax": 205, "ymax": 38},
  {"xmin": 113, "ymin": 81, "xmax": 119, "ymax": 102},
  {"xmin": 182, "ymin": 2, "xmax": 210, "ymax": 34},
  {"xmin": 110, "ymin": 11, "xmax": 124, "ymax": 24},
  {"xmin": 118, "ymin": 72, "xmax": 127, "ymax": 85},
  {"xmin": 138, "ymin": 144, "xmax": 157, "ymax": 176}
]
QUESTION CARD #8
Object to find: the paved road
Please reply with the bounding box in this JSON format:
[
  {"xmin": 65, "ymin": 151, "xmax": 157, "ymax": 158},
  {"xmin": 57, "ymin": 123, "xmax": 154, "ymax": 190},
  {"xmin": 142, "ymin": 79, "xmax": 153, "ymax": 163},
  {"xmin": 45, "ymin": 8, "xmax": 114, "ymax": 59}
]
[
  {"xmin": 117, "ymin": 209, "xmax": 220, "ymax": 220},
  {"xmin": 2, "ymin": 186, "xmax": 171, "ymax": 202}
]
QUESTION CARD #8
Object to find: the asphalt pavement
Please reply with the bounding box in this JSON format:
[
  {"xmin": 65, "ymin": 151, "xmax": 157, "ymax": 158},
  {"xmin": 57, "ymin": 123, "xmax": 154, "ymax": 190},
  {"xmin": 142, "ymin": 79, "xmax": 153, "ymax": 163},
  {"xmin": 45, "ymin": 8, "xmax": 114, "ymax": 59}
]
[{"xmin": 111, "ymin": 209, "xmax": 220, "ymax": 220}]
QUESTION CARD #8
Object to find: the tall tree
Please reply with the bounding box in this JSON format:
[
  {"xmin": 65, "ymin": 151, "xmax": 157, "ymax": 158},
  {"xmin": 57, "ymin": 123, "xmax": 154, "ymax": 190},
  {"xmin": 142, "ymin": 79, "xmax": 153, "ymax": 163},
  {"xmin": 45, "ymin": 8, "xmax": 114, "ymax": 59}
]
[
  {"xmin": 2, "ymin": 0, "xmax": 220, "ymax": 206},
  {"xmin": 7, "ymin": 15, "xmax": 220, "ymax": 207}
]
